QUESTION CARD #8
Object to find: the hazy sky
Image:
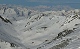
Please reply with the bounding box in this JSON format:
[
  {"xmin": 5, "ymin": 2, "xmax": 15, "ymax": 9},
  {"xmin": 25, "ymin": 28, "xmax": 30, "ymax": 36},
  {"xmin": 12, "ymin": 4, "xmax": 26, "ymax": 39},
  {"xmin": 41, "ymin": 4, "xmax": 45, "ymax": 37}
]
[{"xmin": 0, "ymin": 0, "xmax": 80, "ymax": 8}]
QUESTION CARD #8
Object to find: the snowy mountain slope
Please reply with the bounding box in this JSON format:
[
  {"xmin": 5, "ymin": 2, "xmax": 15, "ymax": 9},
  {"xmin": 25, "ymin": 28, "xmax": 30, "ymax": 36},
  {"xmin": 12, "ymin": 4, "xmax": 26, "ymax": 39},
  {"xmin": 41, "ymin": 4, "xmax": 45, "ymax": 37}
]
[
  {"xmin": 0, "ymin": 5, "xmax": 80, "ymax": 49},
  {"xmin": 0, "ymin": 16, "xmax": 28, "ymax": 49}
]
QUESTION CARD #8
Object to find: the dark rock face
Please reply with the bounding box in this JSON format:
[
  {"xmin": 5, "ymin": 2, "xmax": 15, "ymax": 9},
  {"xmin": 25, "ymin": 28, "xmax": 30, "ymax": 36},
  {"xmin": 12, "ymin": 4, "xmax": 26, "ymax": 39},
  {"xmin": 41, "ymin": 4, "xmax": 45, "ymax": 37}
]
[
  {"xmin": 49, "ymin": 39, "xmax": 70, "ymax": 49},
  {"xmin": 0, "ymin": 15, "xmax": 12, "ymax": 24},
  {"xmin": 57, "ymin": 29, "xmax": 73, "ymax": 39},
  {"xmin": 10, "ymin": 43, "xmax": 16, "ymax": 47}
]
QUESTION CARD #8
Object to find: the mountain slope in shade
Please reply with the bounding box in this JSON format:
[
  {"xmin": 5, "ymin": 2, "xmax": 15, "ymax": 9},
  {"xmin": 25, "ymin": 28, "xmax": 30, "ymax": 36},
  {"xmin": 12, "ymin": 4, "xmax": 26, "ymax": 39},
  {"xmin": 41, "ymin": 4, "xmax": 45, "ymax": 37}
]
[{"xmin": 0, "ymin": 5, "xmax": 80, "ymax": 49}]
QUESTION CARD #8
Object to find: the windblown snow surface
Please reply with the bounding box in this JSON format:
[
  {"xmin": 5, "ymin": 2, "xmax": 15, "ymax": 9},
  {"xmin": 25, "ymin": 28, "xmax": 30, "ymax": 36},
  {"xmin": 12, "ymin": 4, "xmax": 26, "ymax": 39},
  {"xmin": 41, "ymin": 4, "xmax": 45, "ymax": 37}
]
[{"xmin": 0, "ymin": 5, "xmax": 80, "ymax": 49}]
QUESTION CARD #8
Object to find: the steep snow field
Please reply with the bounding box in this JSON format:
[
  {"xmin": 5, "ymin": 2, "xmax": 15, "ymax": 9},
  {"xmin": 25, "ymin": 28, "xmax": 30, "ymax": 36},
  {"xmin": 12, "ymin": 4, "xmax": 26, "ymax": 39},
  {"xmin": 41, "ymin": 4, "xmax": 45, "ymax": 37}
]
[{"xmin": 0, "ymin": 5, "xmax": 80, "ymax": 49}]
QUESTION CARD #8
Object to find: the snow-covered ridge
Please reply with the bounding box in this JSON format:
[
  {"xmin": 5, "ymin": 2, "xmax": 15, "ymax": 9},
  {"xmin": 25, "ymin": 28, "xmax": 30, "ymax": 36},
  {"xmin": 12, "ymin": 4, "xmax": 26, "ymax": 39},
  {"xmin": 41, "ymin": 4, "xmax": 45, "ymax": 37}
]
[{"xmin": 0, "ymin": 5, "xmax": 80, "ymax": 49}]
